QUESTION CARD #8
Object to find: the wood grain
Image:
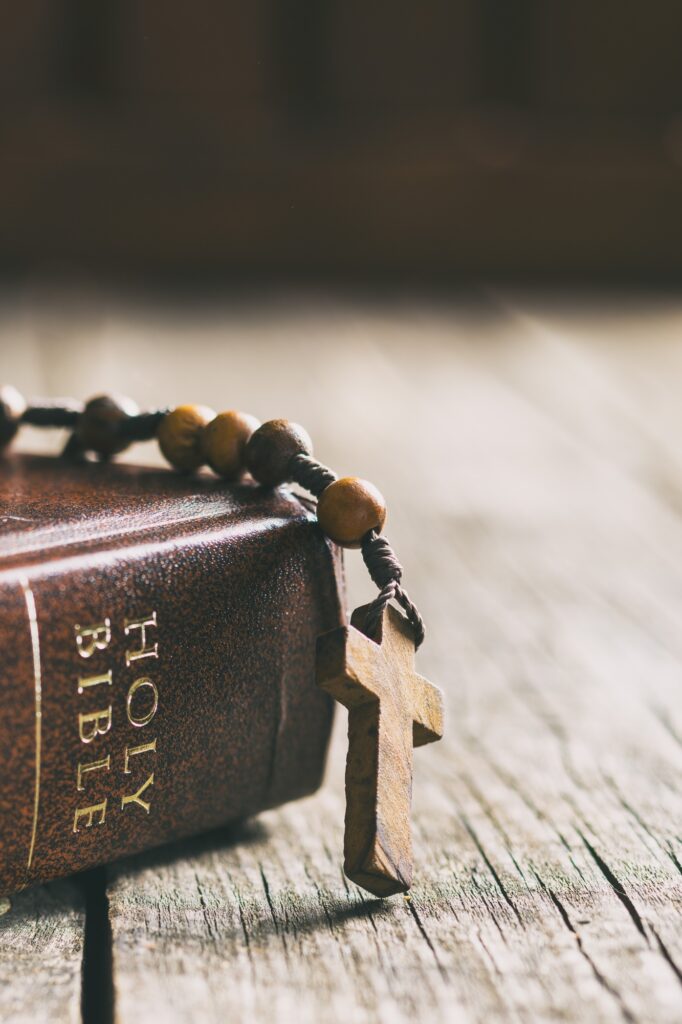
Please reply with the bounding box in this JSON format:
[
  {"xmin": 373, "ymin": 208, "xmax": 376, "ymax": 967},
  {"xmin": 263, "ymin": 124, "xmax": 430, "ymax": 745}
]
[
  {"xmin": 0, "ymin": 881, "xmax": 85, "ymax": 1024},
  {"xmin": 5, "ymin": 290, "xmax": 682, "ymax": 1022}
]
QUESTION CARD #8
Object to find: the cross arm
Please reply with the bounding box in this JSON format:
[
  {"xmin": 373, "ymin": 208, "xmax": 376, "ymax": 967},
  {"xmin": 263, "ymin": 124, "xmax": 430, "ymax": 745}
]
[
  {"xmin": 316, "ymin": 623, "xmax": 385, "ymax": 708},
  {"xmin": 411, "ymin": 673, "xmax": 444, "ymax": 747}
]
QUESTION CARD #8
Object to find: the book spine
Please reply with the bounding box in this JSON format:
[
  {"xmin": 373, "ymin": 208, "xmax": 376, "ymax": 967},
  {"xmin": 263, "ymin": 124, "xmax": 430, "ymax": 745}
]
[{"xmin": 0, "ymin": 513, "xmax": 343, "ymax": 895}]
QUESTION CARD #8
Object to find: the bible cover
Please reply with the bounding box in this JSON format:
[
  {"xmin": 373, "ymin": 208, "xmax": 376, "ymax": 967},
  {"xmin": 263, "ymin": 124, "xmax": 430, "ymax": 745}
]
[{"xmin": 0, "ymin": 455, "xmax": 344, "ymax": 896}]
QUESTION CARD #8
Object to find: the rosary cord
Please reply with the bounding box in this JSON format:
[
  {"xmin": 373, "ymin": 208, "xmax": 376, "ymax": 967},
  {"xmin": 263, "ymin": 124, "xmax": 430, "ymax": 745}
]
[
  {"xmin": 361, "ymin": 531, "xmax": 425, "ymax": 648},
  {"xmin": 289, "ymin": 453, "xmax": 337, "ymax": 496},
  {"xmin": 289, "ymin": 454, "xmax": 425, "ymax": 649},
  {"xmin": 20, "ymin": 400, "xmax": 172, "ymax": 459},
  {"xmin": 119, "ymin": 409, "xmax": 171, "ymax": 442},
  {"xmin": 21, "ymin": 400, "xmax": 170, "ymax": 444},
  {"xmin": 21, "ymin": 401, "xmax": 84, "ymax": 428}
]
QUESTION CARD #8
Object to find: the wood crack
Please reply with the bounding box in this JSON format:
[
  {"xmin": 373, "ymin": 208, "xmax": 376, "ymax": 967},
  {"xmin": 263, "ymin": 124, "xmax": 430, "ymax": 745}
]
[
  {"xmin": 578, "ymin": 833, "xmax": 648, "ymax": 941},
  {"xmin": 650, "ymin": 925, "xmax": 682, "ymax": 987},
  {"xmin": 603, "ymin": 774, "xmax": 682, "ymax": 875},
  {"xmin": 258, "ymin": 864, "xmax": 288, "ymax": 954},
  {"xmin": 461, "ymin": 816, "xmax": 525, "ymax": 928},
  {"xmin": 476, "ymin": 929, "xmax": 502, "ymax": 977},
  {"xmin": 532, "ymin": 869, "xmax": 638, "ymax": 1024},
  {"xmin": 303, "ymin": 863, "xmax": 337, "ymax": 936},
  {"xmin": 470, "ymin": 874, "xmax": 509, "ymax": 944},
  {"xmin": 236, "ymin": 899, "xmax": 253, "ymax": 962},
  {"xmin": 405, "ymin": 898, "xmax": 448, "ymax": 979},
  {"xmin": 194, "ymin": 871, "xmax": 218, "ymax": 944},
  {"xmin": 465, "ymin": 734, "xmax": 590, "ymax": 881},
  {"xmin": 459, "ymin": 771, "xmax": 531, "ymax": 889}
]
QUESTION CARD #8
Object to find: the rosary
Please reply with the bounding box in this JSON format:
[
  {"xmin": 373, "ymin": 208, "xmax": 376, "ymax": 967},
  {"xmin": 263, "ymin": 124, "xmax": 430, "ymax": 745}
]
[{"xmin": 0, "ymin": 387, "xmax": 443, "ymax": 899}]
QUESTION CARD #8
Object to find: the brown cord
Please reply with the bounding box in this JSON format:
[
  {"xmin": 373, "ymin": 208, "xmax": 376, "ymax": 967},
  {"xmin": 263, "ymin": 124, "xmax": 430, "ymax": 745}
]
[
  {"xmin": 361, "ymin": 531, "xmax": 425, "ymax": 648},
  {"xmin": 289, "ymin": 453, "xmax": 425, "ymax": 649},
  {"xmin": 119, "ymin": 409, "xmax": 171, "ymax": 442},
  {"xmin": 289, "ymin": 453, "xmax": 337, "ymax": 496},
  {"xmin": 19, "ymin": 400, "xmax": 169, "ymax": 459},
  {"xmin": 22, "ymin": 400, "xmax": 169, "ymax": 444},
  {"xmin": 21, "ymin": 401, "xmax": 84, "ymax": 428}
]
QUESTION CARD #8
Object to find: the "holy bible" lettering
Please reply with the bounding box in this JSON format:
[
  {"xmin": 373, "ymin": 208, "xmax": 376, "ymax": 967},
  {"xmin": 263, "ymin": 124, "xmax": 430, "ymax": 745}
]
[
  {"xmin": 72, "ymin": 611, "xmax": 160, "ymax": 834},
  {"xmin": 0, "ymin": 454, "xmax": 342, "ymax": 897}
]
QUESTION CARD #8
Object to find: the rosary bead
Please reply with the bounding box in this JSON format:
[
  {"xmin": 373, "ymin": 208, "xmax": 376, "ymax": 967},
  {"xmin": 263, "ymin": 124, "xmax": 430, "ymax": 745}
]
[
  {"xmin": 158, "ymin": 404, "xmax": 216, "ymax": 472},
  {"xmin": 317, "ymin": 477, "xmax": 387, "ymax": 548},
  {"xmin": 245, "ymin": 418, "xmax": 313, "ymax": 487},
  {"xmin": 200, "ymin": 410, "xmax": 261, "ymax": 479},
  {"xmin": 75, "ymin": 393, "xmax": 139, "ymax": 456},
  {"xmin": 0, "ymin": 385, "xmax": 26, "ymax": 448}
]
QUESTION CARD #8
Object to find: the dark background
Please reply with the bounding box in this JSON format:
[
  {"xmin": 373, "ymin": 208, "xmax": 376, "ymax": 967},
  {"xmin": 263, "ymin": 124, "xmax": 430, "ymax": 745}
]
[{"xmin": 3, "ymin": 1, "xmax": 682, "ymax": 281}]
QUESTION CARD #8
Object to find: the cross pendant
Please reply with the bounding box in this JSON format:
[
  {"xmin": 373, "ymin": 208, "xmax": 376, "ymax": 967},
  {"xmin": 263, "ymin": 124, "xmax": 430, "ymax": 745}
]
[{"xmin": 317, "ymin": 603, "xmax": 444, "ymax": 898}]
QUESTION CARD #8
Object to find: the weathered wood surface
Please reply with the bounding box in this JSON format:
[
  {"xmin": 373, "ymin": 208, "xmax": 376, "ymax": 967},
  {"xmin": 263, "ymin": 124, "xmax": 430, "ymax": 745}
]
[
  {"xmin": 0, "ymin": 882, "xmax": 85, "ymax": 1024},
  {"xmin": 2, "ymin": 291, "xmax": 682, "ymax": 1022}
]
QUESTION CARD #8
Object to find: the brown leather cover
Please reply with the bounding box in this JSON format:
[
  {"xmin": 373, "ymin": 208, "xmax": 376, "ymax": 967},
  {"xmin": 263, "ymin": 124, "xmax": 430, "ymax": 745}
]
[{"xmin": 0, "ymin": 455, "xmax": 344, "ymax": 896}]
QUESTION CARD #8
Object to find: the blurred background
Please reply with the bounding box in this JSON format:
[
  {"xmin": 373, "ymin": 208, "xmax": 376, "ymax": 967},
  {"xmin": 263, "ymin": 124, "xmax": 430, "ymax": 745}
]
[{"xmin": 2, "ymin": 0, "xmax": 682, "ymax": 282}]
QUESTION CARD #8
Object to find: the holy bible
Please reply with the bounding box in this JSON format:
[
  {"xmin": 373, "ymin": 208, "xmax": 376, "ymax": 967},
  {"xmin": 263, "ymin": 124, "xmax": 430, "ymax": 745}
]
[{"xmin": 0, "ymin": 454, "xmax": 344, "ymax": 896}]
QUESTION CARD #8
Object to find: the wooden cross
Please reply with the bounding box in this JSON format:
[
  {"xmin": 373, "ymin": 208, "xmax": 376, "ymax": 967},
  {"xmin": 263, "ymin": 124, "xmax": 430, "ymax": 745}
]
[{"xmin": 317, "ymin": 603, "xmax": 443, "ymax": 897}]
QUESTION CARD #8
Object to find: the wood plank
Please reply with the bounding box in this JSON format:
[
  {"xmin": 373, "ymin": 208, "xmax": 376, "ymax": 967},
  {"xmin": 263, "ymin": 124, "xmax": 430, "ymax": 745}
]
[
  {"xmin": 53, "ymin": 295, "xmax": 678, "ymax": 1023},
  {"xmin": 0, "ymin": 881, "xmax": 85, "ymax": 1024}
]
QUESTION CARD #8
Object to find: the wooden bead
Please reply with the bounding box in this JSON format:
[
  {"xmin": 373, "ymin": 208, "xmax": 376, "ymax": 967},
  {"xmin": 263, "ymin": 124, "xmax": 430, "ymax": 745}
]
[
  {"xmin": 317, "ymin": 477, "xmax": 387, "ymax": 548},
  {"xmin": 158, "ymin": 404, "xmax": 216, "ymax": 472},
  {"xmin": 200, "ymin": 410, "xmax": 261, "ymax": 479},
  {"xmin": 245, "ymin": 419, "xmax": 313, "ymax": 487},
  {"xmin": 75, "ymin": 394, "xmax": 139, "ymax": 457},
  {"xmin": 0, "ymin": 385, "xmax": 26, "ymax": 448}
]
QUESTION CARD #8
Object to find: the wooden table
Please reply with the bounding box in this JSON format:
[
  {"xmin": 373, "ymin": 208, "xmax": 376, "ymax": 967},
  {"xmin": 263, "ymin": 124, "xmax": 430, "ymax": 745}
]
[{"xmin": 2, "ymin": 290, "xmax": 681, "ymax": 1023}]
